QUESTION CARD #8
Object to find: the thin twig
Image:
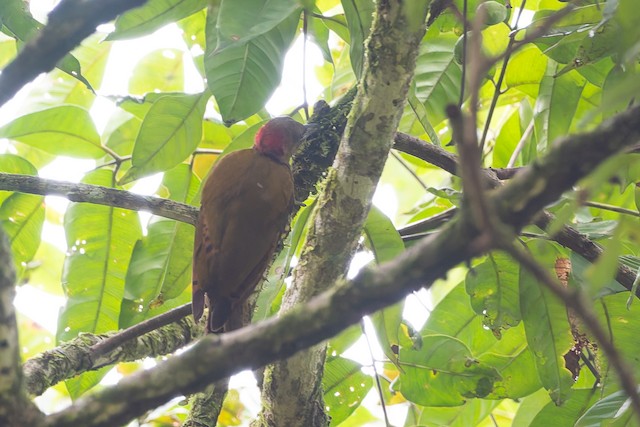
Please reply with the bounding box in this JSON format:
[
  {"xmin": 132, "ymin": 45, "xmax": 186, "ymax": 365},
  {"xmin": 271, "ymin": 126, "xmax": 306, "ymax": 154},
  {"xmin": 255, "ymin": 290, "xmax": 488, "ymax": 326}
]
[
  {"xmin": 390, "ymin": 151, "xmax": 428, "ymax": 191},
  {"xmin": 89, "ymin": 303, "xmax": 192, "ymax": 358}
]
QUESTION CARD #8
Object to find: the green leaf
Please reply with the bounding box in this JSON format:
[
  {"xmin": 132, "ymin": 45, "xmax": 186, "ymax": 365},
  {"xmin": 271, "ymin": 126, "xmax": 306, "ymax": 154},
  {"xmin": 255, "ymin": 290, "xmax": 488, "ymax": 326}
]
[
  {"xmin": 405, "ymin": 399, "xmax": 501, "ymax": 427},
  {"xmin": 129, "ymin": 49, "xmax": 185, "ymax": 94},
  {"xmin": 505, "ymin": 45, "xmax": 548, "ymax": 98},
  {"xmin": 530, "ymin": 389, "xmax": 598, "ymax": 427},
  {"xmin": 364, "ymin": 207, "xmax": 405, "ymax": 364},
  {"xmin": 0, "ymin": 154, "xmax": 37, "ymax": 206},
  {"xmin": 569, "ymin": 252, "xmax": 625, "ymax": 299},
  {"xmin": 115, "ymin": 92, "xmax": 174, "ymax": 120},
  {"xmin": 493, "ymin": 105, "xmax": 524, "ymax": 168},
  {"xmin": 0, "ymin": 192, "xmax": 44, "ymax": 276},
  {"xmin": 422, "ymin": 282, "xmax": 540, "ymax": 400},
  {"xmin": 397, "ymin": 334, "xmax": 502, "ymax": 406},
  {"xmin": 107, "ymin": 0, "xmax": 209, "ymax": 41},
  {"xmin": 0, "ymin": 106, "xmax": 104, "ymax": 159},
  {"xmin": 119, "ymin": 92, "xmax": 208, "ymax": 184},
  {"xmin": 341, "ymin": 0, "xmax": 374, "ymax": 78},
  {"xmin": 58, "ymin": 169, "xmax": 141, "ymax": 397},
  {"xmin": 26, "ymin": 241, "xmax": 65, "ymax": 296},
  {"xmin": 0, "ymin": 0, "xmax": 93, "ymax": 90},
  {"xmin": 465, "ymin": 252, "xmax": 521, "ymax": 337},
  {"xmin": 215, "ymin": 0, "xmax": 302, "ymax": 51},
  {"xmin": 519, "ymin": 242, "xmax": 574, "ymax": 405},
  {"xmin": 414, "ymin": 31, "xmax": 463, "ymax": 126},
  {"xmin": 308, "ymin": 12, "xmax": 333, "ymax": 63},
  {"xmin": 577, "ymin": 388, "xmax": 639, "ymax": 427},
  {"xmin": 205, "ymin": 8, "xmax": 299, "ymax": 123},
  {"xmin": 323, "ymin": 356, "xmax": 373, "ymax": 425},
  {"xmin": 533, "ymin": 61, "xmax": 586, "ymax": 151},
  {"xmin": 120, "ymin": 165, "xmax": 198, "ymax": 327}
]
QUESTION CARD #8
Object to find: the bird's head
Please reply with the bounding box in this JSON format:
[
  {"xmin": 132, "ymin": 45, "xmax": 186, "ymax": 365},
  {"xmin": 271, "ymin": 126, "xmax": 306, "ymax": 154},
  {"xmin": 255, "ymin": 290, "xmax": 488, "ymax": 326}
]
[{"xmin": 254, "ymin": 117, "xmax": 306, "ymax": 163}]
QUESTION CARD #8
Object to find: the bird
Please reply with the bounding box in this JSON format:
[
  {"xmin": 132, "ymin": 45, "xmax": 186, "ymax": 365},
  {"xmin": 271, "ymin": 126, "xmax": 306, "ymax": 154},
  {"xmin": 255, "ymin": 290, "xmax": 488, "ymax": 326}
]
[{"xmin": 192, "ymin": 116, "xmax": 306, "ymax": 333}]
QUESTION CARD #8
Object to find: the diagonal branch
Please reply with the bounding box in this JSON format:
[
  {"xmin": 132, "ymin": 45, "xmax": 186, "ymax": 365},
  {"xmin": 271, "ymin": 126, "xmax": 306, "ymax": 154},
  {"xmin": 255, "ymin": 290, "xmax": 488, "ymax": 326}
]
[{"xmin": 41, "ymin": 17, "xmax": 640, "ymax": 427}]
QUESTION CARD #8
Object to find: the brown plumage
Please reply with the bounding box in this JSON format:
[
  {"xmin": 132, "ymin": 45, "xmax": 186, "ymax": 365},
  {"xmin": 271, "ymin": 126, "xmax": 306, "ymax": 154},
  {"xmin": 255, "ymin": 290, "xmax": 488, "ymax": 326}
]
[{"xmin": 192, "ymin": 117, "xmax": 306, "ymax": 332}]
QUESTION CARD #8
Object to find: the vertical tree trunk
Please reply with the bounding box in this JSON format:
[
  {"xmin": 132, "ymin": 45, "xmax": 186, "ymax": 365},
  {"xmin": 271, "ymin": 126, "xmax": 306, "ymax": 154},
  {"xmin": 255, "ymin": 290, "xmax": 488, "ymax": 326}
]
[{"xmin": 253, "ymin": 1, "xmax": 431, "ymax": 425}]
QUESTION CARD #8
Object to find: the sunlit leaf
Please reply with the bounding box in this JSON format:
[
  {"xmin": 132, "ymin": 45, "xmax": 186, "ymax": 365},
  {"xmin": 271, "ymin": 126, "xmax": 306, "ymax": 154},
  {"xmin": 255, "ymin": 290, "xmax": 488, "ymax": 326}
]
[
  {"xmin": 107, "ymin": 0, "xmax": 208, "ymax": 41},
  {"xmin": 465, "ymin": 251, "xmax": 521, "ymax": 337},
  {"xmin": 119, "ymin": 92, "xmax": 208, "ymax": 184},
  {"xmin": 215, "ymin": 0, "xmax": 301, "ymax": 51},
  {"xmin": 58, "ymin": 169, "xmax": 141, "ymax": 397},
  {"xmin": 204, "ymin": 8, "xmax": 299, "ymax": 123},
  {"xmin": 365, "ymin": 207, "xmax": 405, "ymax": 365},
  {"xmin": 0, "ymin": 106, "xmax": 104, "ymax": 159},
  {"xmin": 323, "ymin": 356, "xmax": 372, "ymax": 425},
  {"xmin": 129, "ymin": 48, "xmax": 185, "ymax": 94},
  {"xmin": 120, "ymin": 165, "xmax": 198, "ymax": 327}
]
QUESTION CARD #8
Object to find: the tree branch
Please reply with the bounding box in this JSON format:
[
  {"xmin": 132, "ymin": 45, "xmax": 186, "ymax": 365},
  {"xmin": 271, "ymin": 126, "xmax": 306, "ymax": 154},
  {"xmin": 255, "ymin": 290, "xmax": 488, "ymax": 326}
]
[
  {"xmin": 23, "ymin": 311, "xmax": 201, "ymax": 397},
  {"xmin": 0, "ymin": 0, "xmax": 147, "ymax": 108},
  {"xmin": 0, "ymin": 173, "xmax": 198, "ymax": 225},
  {"xmin": 42, "ymin": 98, "xmax": 640, "ymax": 427}
]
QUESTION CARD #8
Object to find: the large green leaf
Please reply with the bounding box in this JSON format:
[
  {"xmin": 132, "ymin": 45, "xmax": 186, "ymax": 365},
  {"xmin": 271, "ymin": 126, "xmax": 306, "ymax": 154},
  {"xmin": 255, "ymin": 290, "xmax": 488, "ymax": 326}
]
[
  {"xmin": 340, "ymin": 0, "xmax": 374, "ymax": 78},
  {"xmin": 0, "ymin": 192, "xmax": 44, "ymax": 277},
  {"xmin": 323, "ymin": 356, "xmax": 373, "ymax": 426},
  {"xmin": 107, "ymin": 0, "xmax": 209, "ymax": 41},
  {"xmin": 465, "ymin": 252, "xmax": 521, "ymax": 337},
  {"xmin": 119, "ymin": 92, "xmax": 208, "ymax": 184},
  {"xmin": 58, "ymin": 169, "xmax": 141, "ymax": 398},
  {"xmin": 396, "ymin": 334, "xmax": 502, "ymax": 406},
  {"xmin": 0, "ymin": 106, "xmax": 105, "ymax": 159},
  {"xmin": 504, "ymin": 45, "xmax": 548, "ymax": 98},
  {"xmin": 519, "ymin": 242, "xmax": 574, "ymax": 405},
  {"xmin": 120, "ymin": 164, "xmax": 198, "ymax": 327},
  {"xmin": 365, "ymin": 206, "xmax": 405, "ymax": 365},
  {"xmin": 205, "ymin": 9, "xmax": 299, "ymax": 123},
  {"xmin": 420, "ymin": 282, "xmax": 540, "ymax": 400},
  {"xmin": 414, "ymin": 30, "xmax": 463, "ymax": 127},
  {"xmin": 533, "ymin": 61, "xmax": 586, "ymax": 151},
  {"xmin": 529, "ymin": 389, "xmax": 598, "ymax": 427},
  {"xmin": 215, "ymin": 0, "xmax": 302, "ymax": 51}
]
